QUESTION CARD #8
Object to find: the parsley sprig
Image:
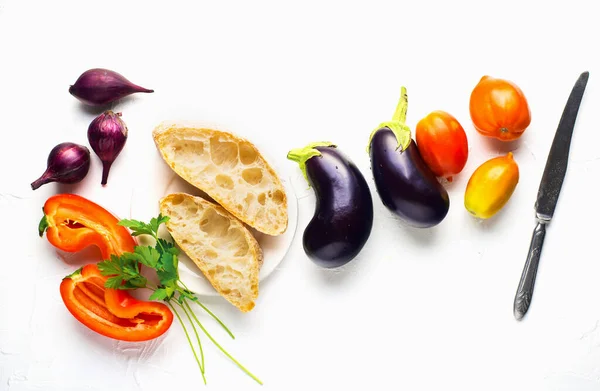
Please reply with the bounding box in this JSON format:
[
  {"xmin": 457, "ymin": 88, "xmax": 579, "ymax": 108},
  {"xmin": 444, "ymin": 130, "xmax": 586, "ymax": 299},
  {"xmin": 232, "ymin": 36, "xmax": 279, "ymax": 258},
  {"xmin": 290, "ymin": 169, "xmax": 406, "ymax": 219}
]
[{"xmin": 97, "ymin": 214, "xmax": 261, "ymax": 385}]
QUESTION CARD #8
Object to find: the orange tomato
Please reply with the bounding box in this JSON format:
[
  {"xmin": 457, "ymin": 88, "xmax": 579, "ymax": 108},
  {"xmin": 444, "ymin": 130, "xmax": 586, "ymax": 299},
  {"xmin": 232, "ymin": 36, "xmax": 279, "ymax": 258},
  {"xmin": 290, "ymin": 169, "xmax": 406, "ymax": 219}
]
[
  {"xmin": 469, "ymin": 76, "xmax": 531, "ymax": 141},
  {"xmin": 415, "ymin": 110, "xmax": 468, "ymax": 181}
]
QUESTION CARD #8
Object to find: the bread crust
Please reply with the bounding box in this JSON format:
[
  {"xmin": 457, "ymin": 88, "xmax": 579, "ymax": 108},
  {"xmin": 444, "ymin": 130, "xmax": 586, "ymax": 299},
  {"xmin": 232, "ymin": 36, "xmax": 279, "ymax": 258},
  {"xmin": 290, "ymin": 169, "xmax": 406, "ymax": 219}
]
[
  {"xmin": 153, "ymin": 123, "xmax": 288, "ymax": 236},
  {"xmin": 160, "ymin": 193, "xmax": 262, "ymax": 312}
]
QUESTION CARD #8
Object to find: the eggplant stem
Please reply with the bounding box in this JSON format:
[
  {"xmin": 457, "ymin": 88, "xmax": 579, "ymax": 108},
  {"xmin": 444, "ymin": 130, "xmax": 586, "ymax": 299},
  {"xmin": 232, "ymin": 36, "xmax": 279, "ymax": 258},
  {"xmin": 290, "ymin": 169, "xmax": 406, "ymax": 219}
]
[
  {"xmin": 392, "ymin": 86, "xmax": 408, "ymax": 123},
  {"xmin": 367, "ymin": 86, "xmax": 412, "ymax": 154},
  {"xmin": 101, "ymin": 161, "xmax": 113, "ymax": 185},
  {"xmin": 286, "ymin": 141, "xmax": 336, "ymax": 184}
]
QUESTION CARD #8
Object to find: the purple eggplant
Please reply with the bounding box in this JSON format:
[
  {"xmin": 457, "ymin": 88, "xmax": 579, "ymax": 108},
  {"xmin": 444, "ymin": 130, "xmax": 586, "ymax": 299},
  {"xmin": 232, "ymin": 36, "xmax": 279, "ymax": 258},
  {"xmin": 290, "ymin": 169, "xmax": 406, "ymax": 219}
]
[
  {"xmin": 287, "ymin": 142, "xmax": 373, "ymax": 268},
  {"xmin": 368, "ymin": 87, "xmax": 449, "ymax": 228}
]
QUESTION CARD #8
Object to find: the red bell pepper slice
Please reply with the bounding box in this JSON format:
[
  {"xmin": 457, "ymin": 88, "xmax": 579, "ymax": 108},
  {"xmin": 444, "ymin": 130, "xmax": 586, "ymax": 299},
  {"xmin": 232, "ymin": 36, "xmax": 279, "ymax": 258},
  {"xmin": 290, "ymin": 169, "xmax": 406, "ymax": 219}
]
[
  {"xmin": 39, "ymin": 193, "xmax": 136, "ymax": 259},
  {"xmin": 60, "ymin": 264, "xmax": 173, "ymax": 342},
  {"xmin": 39, "ymin": 193, "xmax": 173, "ymax": 342}
]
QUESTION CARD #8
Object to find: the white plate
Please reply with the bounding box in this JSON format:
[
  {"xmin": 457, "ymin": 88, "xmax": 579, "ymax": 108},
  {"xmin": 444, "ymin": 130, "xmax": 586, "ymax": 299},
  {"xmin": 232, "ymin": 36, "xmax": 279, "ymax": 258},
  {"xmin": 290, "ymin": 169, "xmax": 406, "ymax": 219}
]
[{"xmin": 130, "ymin": 121, "xmax": 299, "ymax": 296}]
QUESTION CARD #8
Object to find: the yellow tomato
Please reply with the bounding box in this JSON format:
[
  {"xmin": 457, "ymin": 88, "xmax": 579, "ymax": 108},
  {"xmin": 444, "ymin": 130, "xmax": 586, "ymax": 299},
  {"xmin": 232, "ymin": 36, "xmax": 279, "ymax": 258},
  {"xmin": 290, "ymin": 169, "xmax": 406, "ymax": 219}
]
[{"xmin": 464, "ymin": 152, "xmax": 519, "ymax": 219}]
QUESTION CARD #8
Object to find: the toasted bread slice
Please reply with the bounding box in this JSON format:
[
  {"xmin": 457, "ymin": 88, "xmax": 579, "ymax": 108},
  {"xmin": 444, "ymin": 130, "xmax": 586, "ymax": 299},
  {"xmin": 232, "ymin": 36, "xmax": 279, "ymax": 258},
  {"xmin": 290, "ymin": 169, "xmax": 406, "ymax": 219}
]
[
  {"xmin": 153, "ymin": 123, "xmax": 288, "ymax": 236},
  {"xmin": 159, "ymin": 193, "xmax": 263, "ymax": 312}
]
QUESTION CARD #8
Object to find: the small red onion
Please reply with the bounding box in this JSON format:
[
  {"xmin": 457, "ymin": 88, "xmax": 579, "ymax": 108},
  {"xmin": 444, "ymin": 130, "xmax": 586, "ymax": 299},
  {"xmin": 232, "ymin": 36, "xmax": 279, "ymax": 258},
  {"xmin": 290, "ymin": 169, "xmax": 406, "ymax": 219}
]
[
  {"xmin": 31, "ymin": 142, "xmax": 91, "ymax": 190},
  {"xmin": 88, "ymin": 110, "xmax": 128, "ymax": 185},
  {"xmin": 69, "ymin": 68, "xmax": 154, "ymax": 106}
]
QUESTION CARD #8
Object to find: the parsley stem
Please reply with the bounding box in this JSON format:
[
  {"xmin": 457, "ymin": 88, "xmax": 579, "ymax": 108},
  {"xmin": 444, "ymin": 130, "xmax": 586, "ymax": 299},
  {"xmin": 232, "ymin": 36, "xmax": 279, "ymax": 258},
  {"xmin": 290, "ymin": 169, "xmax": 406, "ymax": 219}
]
[
  {"xmin": 178, "ymin": 280, "xmax": 235, "ymax": 339},
  {"xmin": 153, "ymin": 233, "xmax": 167, "ymax": 253},
  {"xmin": 176, "ymin": 300, "xmax": 206, "ymax": 379},
  {"xmin": 194, "ymin": 299, "xmax": 235, "ymax": 340},
  {"xmin": 183, "ymin": 300, "xmax": 263, "ymax": 385},
  {"xmin": 168, "ymin": 302, "xmax": 206, "ymax": 385}
]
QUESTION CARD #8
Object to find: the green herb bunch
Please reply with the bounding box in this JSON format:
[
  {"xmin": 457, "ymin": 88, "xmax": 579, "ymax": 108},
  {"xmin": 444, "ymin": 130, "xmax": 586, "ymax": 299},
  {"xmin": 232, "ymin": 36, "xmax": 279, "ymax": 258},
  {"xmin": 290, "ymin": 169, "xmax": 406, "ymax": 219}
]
[{"xmin": 98, "ymin": 214, "xmax": 262, "ymax": 385}]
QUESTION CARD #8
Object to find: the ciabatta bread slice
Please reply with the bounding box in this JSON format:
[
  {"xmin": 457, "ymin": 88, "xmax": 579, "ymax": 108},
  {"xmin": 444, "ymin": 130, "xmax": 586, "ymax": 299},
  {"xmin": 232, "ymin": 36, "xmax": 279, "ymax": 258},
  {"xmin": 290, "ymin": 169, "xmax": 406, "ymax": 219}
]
[
  {"xmin": 159, "ymin": 193, "xmax": 263, "ymax": 312},
  {"xmin": 153, "ymin": 123, "xmax": 288, "ymax": 236}
]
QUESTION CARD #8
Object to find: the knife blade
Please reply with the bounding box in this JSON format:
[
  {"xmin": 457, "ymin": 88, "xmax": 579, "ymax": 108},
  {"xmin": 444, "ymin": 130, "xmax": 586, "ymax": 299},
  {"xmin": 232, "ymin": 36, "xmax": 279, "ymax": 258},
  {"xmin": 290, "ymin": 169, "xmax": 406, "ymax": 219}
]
[{"xmin": 513, "ymin": 71, "xmax": 589, "ymax": 321}]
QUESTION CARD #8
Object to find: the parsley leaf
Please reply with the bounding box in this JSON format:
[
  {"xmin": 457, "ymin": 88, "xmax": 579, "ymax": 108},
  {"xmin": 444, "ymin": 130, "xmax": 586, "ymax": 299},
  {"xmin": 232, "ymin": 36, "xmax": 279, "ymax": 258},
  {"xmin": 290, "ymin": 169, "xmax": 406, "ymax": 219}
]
[
  {"xmin": 157, "ymin": 238, "xmax": 180, "ymax": 256},
  {"xmin": 134, "ymin": 245, "xmax": 160, "ymax": 268},
  {"xmin": 118, "ymin": 219, "xmax": 155, "ymax": 237},
  {"xmin": 105, "ymin": 275, "xmax": 125, "ymax": 289},
  {"xmin": 157, "ymin": 252, "xmax": 178, "ymax": 285},
  {"xmin": 123, "ymin": 277, "xmax": 147, "ymax": 289},
  {"xmin": 149, "ymin": 288, "xmax": 168, "ymax": 301},
  {"xmin": 98, "ymin": 254, "xmax": 147, "ymax": 290},
  {"xmin": 150, "ymin": 214, "xmax": 170, "ymax": 234},
  {"xmin": 165, "ymin": 284, "xmax": 176, "ymax": 298},
  {"xmin": 119, "ymin": 214, "xmax": 170, "ymax": 238},
  {"xmin": 98, "ymin": 255, "xmax": 123, "ymax": 276}
]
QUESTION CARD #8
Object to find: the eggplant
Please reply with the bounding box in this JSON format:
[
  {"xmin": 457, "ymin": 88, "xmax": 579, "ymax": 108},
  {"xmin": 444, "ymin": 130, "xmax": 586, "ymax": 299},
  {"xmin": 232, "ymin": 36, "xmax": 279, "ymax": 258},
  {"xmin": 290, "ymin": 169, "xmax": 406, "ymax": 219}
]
[
  {"xmin": 287, "ymin": 142, "xmax": 373, "ymax": 268},
  {"xmin": 368, "ymin": 87, "xmax": 449, "ymax": 228}
]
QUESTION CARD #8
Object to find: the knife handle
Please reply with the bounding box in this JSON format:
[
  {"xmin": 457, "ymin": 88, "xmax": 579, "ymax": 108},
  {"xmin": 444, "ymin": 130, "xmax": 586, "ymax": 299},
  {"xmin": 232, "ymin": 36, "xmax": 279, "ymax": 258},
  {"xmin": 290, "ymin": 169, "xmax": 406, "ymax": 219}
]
[{"xmin": 513, "ymin": 221, "xmax": 547, "ymax": 320}]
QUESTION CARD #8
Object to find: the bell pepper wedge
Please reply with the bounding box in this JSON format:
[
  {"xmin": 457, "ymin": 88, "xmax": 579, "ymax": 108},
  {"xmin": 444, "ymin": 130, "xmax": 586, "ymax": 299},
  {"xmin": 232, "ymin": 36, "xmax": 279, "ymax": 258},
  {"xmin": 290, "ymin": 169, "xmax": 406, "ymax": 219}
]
[
  {"xmin": 39, "ymin": 193, "xmax": 136, "ymax": 259},
  {"xmin": 39, "ymin": 193, "xmax": 174, "ymax": 342},
  {"xmin": 60, "ymin": 264, "xmax": 173, "ymax": 342}
]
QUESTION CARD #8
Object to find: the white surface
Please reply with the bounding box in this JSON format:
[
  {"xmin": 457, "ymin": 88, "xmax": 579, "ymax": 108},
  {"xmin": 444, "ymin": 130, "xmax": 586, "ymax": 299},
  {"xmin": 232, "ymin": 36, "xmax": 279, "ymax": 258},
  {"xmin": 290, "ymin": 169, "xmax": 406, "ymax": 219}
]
[
  {"xmin": 1, "ymin": 0, "xmax": 600, "ymax": 390},
  {"xmin": 129, "ymin": 120, "xmax": 299, "ymax": 296}
]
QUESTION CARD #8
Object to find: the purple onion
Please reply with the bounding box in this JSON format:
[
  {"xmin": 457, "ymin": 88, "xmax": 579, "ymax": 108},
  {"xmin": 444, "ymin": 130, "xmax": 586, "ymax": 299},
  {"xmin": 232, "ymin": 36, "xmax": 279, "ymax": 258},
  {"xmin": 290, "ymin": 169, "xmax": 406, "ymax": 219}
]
[
  {"xmin": 88, "ymin": 110, "xmax": 128, "ymax": 185},
  {"xmin": 69, "ymin": 68, "xmax": 154, "ymax": 106},
  {"xmin": 31, "ymin": 142, "xmax": 91, "ymax": 190}
]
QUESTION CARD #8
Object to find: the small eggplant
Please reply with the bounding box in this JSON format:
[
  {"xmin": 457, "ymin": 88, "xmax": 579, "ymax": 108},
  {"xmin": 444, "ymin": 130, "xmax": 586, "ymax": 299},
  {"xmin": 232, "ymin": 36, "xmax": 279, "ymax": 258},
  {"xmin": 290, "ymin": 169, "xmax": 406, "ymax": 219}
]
[
  {"xmin": 287, "ymin": 142, "xmax": 373, "ymax": 268},
  {"xmin": 368, "ymin": 87, "xmax": 449, "ymax": 228}
]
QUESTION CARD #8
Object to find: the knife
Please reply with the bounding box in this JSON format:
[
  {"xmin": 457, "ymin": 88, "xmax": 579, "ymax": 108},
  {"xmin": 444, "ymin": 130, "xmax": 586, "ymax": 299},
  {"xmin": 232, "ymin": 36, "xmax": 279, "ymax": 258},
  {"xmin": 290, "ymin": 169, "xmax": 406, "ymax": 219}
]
[{"xmin": 513, "ymin": 71, "xmax": 589, "ymax": 321}]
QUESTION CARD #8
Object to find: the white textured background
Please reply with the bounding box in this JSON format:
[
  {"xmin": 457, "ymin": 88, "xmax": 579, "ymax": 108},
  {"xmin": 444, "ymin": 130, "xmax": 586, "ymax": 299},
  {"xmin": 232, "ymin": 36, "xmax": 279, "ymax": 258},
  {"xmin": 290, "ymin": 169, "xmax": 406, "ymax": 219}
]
[{"xmin": 2, "ymin": 0, "xmax": 600, "ymax": 390}]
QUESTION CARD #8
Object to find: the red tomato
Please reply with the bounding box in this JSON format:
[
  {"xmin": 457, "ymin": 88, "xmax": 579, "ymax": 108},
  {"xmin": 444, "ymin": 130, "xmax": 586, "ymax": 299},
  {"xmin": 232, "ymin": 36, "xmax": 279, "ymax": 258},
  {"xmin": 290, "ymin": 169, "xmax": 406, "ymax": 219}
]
[{"xmin": 415, "ymin": 110, "xmax": 469, "ymax": 181}]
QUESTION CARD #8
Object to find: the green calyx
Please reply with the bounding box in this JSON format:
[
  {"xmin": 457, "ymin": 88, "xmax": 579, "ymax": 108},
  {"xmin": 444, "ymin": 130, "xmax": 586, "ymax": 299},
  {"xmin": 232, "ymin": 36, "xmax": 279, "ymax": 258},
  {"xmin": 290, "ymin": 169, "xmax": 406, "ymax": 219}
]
[
  {"xmin": 63, "ymin": 267, "xmax": 83, "ymax": 280},
  {"xmin": 287, "ymin": 141, "xmax": 336, "ymax": 183},
  {"xmin": 38, "ymin": 214, "xmax": 49, "ymax": 237},
  {"xmin": 366, "ymin": 86, "xmax": 412, "ymax": 153}
]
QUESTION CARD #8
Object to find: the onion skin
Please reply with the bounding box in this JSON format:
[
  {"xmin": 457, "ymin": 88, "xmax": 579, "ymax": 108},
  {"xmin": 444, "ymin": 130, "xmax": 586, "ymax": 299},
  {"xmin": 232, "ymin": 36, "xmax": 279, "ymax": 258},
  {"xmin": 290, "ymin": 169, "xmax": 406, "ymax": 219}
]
[
  {"xmin": 464, "ymin": 152, "xmax": 519, "ymax": 219},
  {"xmin": 31, "ymin": 142, "xmax": 91, "ymax": 190},
  {"xmin": 88, "ymin": 111, "xmax": 128, "ymax": 185},
  {"xmin": 69, "ymin": 68, "xmax": 153, "ymax": 106}
]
